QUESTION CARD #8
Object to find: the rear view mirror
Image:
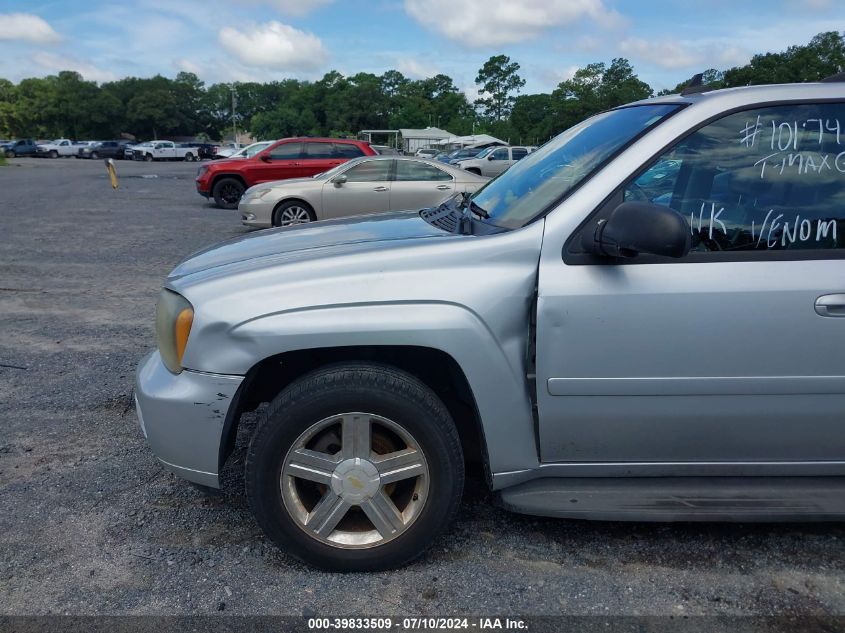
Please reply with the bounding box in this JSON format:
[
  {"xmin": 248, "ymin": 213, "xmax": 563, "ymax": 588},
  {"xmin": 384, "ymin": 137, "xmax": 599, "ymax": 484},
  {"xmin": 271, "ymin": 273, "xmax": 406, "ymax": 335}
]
[
  {"xmin": 581, "ymin": 201, "xmax": 691, "ymax": 259},
  {"xmin": 332, "ymin": 174, "xmax": 348, "ymax": 185}
]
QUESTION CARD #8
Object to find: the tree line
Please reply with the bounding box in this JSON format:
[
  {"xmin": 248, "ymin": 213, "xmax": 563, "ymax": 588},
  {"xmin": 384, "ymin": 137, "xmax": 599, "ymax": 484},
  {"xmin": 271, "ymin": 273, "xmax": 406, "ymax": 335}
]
[{"xmin": 0, "ymin": 31, "xmax": 842, "ymax": 145}]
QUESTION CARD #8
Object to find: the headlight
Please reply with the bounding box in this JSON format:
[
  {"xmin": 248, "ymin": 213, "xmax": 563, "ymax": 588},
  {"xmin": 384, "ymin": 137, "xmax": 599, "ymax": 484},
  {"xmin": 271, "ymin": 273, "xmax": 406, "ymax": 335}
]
[
  {"xmin": 243, "ymin": 188, "xmax": 272, "ymax": 201},
  {"xmin": 155, "ymin": 289, "xmax": 194, "ymax": 374}
]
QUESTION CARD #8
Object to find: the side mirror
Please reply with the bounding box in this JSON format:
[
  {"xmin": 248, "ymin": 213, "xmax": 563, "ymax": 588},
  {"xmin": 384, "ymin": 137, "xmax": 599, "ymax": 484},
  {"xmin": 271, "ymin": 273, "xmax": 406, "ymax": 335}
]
[
  {"xmin": 581, "ymin": 201, "xmax": 691, "ymax": 259},
  {"xmin": 259, "ymin": 154, "xmax": 271, "ymax": 162},
  {"xmin": 332, "ymin": 174, "xmax": 348, "ymax": 186},
  {"xmin": 487, "ymin": 155, "xmax": 495, "ymax": 160}
]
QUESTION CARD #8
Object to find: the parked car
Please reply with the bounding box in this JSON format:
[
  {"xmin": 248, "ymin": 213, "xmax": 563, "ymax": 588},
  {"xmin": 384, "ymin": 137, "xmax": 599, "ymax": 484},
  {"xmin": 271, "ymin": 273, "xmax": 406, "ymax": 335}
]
[
  {"xmin": 195, "ymin": 137, "xmax": 377, "ymax": 209},
  {"xmin": 77, "ymin": 140, "xmax": 131, "ymax": 160},
  {"xmin": 132, "ymin": 141, "xmax": 200, "ymax": 162},
  {"xmin": 455, "ymin": 145, "xmax": 533, "ymax": 177},
  {"xmin": 136, "ymin": 80, "xmax": 845, "ymax": 572},
  {"xmin": 414, "ymin": 148, "xmax": 439, "ymax": 159},
  {"xmin": 226, "ymin": 141, "xmax": 275, "ymax": 159},
  {"xmin": 239, "ymin": 156, "xmax": 488, "ymax": 228},
  {"xmin": 444, "ymin": 146, "xmax": 486, "ymax": 165},
  {"xmin": 179, "ymin": 142, "xmax": 217, "ymax": 160},
  {"xmin": 123, "ymin": 144, "xmax": 138, "ymax": 160},
  {"xmin": 35, "ymin": 138, "xmax": 77, "ymax": 158},
  {"xmin": 213, "ymin": 143, "xmax": 246, "ymax": 159},
  {"xmin": 2, "ymin": 139, "xmax": 38, "ymax": 158}
]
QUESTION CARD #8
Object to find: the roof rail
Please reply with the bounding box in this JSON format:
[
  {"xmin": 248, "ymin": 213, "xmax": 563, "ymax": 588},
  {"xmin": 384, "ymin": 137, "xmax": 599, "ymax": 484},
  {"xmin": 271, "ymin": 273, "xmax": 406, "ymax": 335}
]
[
  {"xmin": 680, "ymin": 73, "xmax": 711, "ymax": 96},
  {"xmin": 821, "ymin": 71, "xmax": 845, "ymax": 83}
]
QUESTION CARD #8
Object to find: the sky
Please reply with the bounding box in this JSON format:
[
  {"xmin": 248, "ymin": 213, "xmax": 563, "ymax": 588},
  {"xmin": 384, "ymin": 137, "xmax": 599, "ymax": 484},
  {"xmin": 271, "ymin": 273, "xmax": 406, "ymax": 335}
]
[{"xmin": 0, "ymin": 0, "xmax": 842, "ymax": 99}]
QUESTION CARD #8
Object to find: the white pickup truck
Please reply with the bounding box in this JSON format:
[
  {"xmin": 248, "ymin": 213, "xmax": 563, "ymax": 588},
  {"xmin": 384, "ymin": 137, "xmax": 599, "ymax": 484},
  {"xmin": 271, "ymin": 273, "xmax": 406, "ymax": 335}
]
[
  {"xmin": 35, "ymin": 139, "xmax": 79, "ymax": 158},
  {"xmin": 131, "ymin": 141, "xmax": 199, "ymax": 162}
]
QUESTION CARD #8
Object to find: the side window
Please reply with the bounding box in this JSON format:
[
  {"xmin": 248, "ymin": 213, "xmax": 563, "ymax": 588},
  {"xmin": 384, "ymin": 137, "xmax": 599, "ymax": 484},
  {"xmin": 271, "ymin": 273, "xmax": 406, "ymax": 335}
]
[
  {"xmin": 623, "ymin": 102, "xmax": 845, "ymax": 252},
  {"xmin": 490, "ymin": 148, "xmax": 509, "ymax": 161},
  {"xmin": 269, "ymin": 142, "xmax": 303, "ymax": 160},
  {"xmin": 304, "ymin": 142, "xmax": 334, "ymax": 159},
  {"xmin": 512, "ymin": 148, "xmax": 528, "ymax": 161},
  {"xmin": 395, "ymin": 160, "xmax": 452, "ymax": 181},
  {"xmin": 343, "ymin": 160, "xmax": 391, "ymax": 182},
  {"xmin": 333, "ymin": 143, "xmax": 365, "ymax": 158}
]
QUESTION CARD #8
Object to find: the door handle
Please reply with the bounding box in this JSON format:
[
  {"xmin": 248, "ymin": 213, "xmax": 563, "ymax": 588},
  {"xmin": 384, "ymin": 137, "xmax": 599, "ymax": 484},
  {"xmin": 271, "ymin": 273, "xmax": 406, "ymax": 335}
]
[
  {"xmin": 436, "ymin": 184, "xmax": 450, "ymax": 190},
  {"xmin": 815, "ymin": 294, "xmax": 845, "ymax": 317},
  {"xmin": 373, "ymin": 186, "xmax": 388, "ymax": 192}
]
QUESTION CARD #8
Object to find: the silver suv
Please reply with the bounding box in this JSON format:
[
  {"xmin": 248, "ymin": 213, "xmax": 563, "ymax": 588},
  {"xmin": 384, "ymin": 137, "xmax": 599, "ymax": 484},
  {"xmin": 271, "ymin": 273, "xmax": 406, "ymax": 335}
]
[
  {"xmin": 136, "ymin": 80, "xmax": 845, "ymax": 571},
  {"xmin": 456, "ymin": 145, "xmax": 534, "ymax": 177}
]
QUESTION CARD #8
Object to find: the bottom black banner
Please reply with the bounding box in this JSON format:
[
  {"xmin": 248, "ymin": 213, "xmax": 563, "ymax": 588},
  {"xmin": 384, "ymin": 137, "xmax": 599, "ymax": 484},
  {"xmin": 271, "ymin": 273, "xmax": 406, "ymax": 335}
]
[{"xmin": 1, "ymin": 616, "xmax": 844, "ymax": 633}]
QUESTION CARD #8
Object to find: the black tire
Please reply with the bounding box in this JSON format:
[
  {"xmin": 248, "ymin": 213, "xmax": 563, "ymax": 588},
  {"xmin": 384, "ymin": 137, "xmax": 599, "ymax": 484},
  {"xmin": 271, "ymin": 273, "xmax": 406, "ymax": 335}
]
[
  {"xmin": 273, "ymin": 200, "xmax": 317, "ymax": 227},
  {"xmin": 49, "ymin": 150, "xmax": 58, "ymax": 159},
  {"xmin": 245, "ymin": 363, "xmax": 464, "ymax": 572},
  {"xmin": 184, "ymin": 152, "xmax": 195, "ymax": 162},
  {"xmin": 212, "ymin": 177, "xmax": 245, "ymax": 209},
  {"xmin": 144, "ymin": 153, "xmax": 153, "ymax": 162},
  {"xmin": 90, "ymin": 151, "xmax": 99, "ymax": 160},
  {"xmin": 6, "ymin": 150, "xmax": 15, "ymax": 158}
]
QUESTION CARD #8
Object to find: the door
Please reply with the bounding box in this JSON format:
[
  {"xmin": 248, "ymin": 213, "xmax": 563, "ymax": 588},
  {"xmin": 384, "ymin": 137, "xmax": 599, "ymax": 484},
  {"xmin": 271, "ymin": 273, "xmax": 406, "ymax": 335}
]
[
  {"xmin": 300, "ymin": 141, "xmax": 344, "ymax": 176},
  {"xmin": 321, "ymin": 159, "xmax": 392, "ymax": 219},
  {"xmin": 483, "ymin": 147, "xmax": 511, "ymax": 177},
  {"xmin": 537, "ymin": 101, "xmax": 845, "ymax": 466},
  {"xmin": 250, "ymin": 142, "xmax": 303, "ymax": 183},
  {"xmin": 389, "ymin": 159, "xmax": 454, "ymax": 210}
]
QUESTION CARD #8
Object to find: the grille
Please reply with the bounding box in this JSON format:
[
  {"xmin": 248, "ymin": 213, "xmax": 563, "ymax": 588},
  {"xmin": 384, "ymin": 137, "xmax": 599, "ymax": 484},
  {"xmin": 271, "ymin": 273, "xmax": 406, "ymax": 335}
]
[{"xmin": 420, "ymin": 206, "xmax": 460, "ymax": 233}]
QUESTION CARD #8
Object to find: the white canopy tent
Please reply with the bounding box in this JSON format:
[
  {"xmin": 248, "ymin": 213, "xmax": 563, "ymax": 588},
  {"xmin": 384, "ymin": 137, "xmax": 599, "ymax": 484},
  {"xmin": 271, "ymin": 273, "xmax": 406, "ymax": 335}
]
[{"xmin": 430, "ymin": 134, "xmax": 506, "ymax": 150}]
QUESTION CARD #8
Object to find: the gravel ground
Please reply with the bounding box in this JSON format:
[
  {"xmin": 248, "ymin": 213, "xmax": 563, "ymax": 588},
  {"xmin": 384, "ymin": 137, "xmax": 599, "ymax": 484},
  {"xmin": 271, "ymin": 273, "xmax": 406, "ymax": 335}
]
[{"xmin": 1, "ymin": 157, "xmax": 844, "ymax": 618}]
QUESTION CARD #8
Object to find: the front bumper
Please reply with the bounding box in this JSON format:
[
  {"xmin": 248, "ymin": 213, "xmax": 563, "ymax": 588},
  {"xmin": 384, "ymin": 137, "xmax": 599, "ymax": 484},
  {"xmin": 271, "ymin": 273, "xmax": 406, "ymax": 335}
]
[
  {"xmin": 238, "ymin": 196, "xmax": 274, "ymax": 227},
  {"xmin": 195, "ymin": 180, "xmax": 209, "ymax": 198},
  {"xmin": 135, "ymin": 350, "xmax": 244, "ymax": 488}
]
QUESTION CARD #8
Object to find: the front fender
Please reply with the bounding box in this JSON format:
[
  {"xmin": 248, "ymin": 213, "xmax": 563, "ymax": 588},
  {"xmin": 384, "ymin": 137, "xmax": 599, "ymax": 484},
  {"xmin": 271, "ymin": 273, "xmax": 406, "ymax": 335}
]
[{"xmin": 186, "ymin": 301, "xmax": 539, "ymax": 476}]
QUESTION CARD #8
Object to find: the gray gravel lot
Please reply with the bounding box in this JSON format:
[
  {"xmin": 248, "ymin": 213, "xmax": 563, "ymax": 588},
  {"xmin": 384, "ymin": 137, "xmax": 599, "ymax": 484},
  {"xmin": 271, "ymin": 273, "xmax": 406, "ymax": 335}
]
[{"xmin": 1, "ymin": 157, "xmax": 844, "ymax": 617}]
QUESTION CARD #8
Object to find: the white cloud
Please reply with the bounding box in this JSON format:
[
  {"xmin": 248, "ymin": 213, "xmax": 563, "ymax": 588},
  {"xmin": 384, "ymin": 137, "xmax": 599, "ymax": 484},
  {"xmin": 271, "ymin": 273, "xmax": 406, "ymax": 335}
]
[
  {"xmin": 232, "ymin": 0, "xmax": 334, "ymax": 16},
  {"xmin": 541, "ymin": 65, "xmax": 580, "ymax": 85},
  {"xmin": 32, "ymin": 52, "xmax": 117, "ymax": 82},
  {"xmin": 0, "ymin": 13, "xmax": 61, "ymax": 44},
  {"xmin": 396, "ymin": 57, "xmax": 440, "ymax": 79},
  {"xmin": 619, "ymin": 38, "xmax": 702, "ymax": 70},
  {"xmin": 218, "ymin": 21, "xmax": 329, "ymax": 71},
  {"xmin": 174, "ymin": 58, "xmax": 203, "ymax": 75},
  {"xmin": 404, "ymin": 0, "xmax": 622, "ymax": 48},
  {"xmin": 619, "ymin": 38, "xmax": 751, "ymax": 71}
]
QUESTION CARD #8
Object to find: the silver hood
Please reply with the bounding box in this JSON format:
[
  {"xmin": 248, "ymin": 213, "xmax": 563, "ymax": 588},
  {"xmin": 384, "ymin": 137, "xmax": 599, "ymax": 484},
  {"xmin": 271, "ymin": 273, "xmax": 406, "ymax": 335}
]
[{"xmin": 168, "ymin": 210, "xmax": 454, "ymax": 281}]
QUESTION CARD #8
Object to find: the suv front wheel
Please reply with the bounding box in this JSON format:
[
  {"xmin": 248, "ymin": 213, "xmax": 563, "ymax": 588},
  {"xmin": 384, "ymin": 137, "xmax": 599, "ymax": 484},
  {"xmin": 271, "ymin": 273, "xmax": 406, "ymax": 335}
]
[
  {"xmin": 245, "ymin": 363, "xmax": 464, "ymax": 571},
  {"xmin": 212, "ymin": 177, "xmax": 245, "ymax": 209}
]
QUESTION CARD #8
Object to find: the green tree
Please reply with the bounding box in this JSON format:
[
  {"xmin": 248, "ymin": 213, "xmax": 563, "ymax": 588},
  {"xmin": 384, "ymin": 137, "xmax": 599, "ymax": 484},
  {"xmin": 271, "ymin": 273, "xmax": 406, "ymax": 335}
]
[
  {"xmin": 474, "ymin": 55, "xmax": 526, "ymax": 121},
  {"xmin": 127, "ymin": 89, "xmax": 181, "ymax": 139}
]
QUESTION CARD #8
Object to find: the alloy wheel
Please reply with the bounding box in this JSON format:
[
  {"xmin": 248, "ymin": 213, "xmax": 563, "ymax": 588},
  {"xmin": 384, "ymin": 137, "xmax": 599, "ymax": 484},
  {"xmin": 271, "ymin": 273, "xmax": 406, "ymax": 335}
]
[
  {"xmin": 278, "ymin": 205, "xmax": 313, "ymax": 226},
  {"xmin": 280, "ymin": 412, "xmax": 429, "ymax": 549}
]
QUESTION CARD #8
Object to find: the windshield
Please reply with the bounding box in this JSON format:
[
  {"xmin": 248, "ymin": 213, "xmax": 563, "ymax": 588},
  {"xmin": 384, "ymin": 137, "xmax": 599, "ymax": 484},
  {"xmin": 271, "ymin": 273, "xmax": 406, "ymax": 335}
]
[
  {"xmin": 471, "ymin": 104, "xmax": 681, "ymax": 229},
  {"xmin": 474, "ymin": 147, "xmax": 495, "ymax": 159},
  {"xmin": 238, "ymin": 141, "xmax": 273, "ymax": 157}
]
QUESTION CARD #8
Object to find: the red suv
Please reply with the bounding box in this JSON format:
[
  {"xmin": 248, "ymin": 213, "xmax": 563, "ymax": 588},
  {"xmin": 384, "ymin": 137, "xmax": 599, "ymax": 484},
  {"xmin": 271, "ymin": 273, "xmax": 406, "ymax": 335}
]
[{"xmin": 196, "ymin": 137, "xmax": 377, "ymax": 208}]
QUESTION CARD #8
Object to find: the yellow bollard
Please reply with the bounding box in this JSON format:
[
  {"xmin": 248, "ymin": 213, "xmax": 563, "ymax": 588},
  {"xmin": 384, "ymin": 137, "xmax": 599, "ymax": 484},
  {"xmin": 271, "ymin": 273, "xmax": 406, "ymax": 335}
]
[{"xmin": 104, "ymin": 158, "xmax": 118, "ymax": 189}]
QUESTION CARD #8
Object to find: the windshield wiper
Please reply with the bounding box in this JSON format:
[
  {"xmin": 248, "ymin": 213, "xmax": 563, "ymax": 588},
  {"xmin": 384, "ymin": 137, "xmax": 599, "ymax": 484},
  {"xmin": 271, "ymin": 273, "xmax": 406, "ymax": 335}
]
[{"xmin": 459, "ymin": 191, "xmax": 489, "ymax": 219}]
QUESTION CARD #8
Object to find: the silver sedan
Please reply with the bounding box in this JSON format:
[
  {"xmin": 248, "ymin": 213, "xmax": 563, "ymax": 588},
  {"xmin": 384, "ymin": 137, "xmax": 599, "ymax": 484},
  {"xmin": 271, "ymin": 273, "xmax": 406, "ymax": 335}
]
[{"xmin": 238, "ymin": 156, "xmax": 489, "ymax": 228}]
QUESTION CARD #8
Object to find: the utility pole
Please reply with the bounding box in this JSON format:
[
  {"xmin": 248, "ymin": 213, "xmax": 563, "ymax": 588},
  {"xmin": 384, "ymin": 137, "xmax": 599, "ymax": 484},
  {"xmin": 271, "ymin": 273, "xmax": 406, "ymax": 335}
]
[{"xmin": 231, "ymin": 85, "xmax": 238, "ymax": 144}]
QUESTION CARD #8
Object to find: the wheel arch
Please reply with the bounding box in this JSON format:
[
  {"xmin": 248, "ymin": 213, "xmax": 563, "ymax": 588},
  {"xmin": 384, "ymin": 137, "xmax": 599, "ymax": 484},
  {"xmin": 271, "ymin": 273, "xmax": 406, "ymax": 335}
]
[
  {"xmin": 219, "ymin": 345, "xmax": 489, "ymax": 483},
  {"xmin": 272, "ymin": 197, "xmax": 316, "ymax": 226},
  {"xmin": 210, "ymin": 172, "xmax": 247, "ymax": 192}
]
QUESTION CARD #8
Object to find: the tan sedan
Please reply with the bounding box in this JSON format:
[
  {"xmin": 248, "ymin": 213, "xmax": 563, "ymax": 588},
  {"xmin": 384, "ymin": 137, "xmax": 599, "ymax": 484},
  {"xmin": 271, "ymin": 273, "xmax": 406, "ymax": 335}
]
[{"xmin": 238, "ymin": 156, "xmax": 489, "ymax": 228}]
